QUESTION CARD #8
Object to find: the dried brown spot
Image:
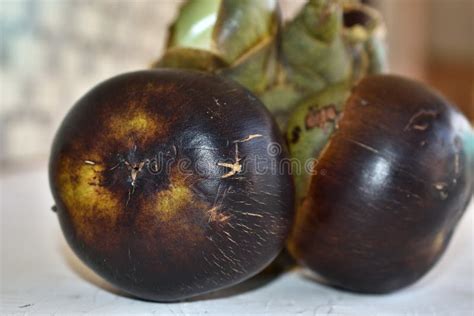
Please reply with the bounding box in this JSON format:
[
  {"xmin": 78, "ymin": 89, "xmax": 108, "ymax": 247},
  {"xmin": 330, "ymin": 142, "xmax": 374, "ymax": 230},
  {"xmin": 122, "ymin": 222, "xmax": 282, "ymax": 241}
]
[
  {"xmin": 305, "ymin": 104, "xmax": 340, "ymax": 132},
  {"xmin": 207, "ymin": 206, "xmax": 231, "ymax": 223},
  {"xmin": 291, "ymin": 126, "xmax": 302, "ymax": 144}
]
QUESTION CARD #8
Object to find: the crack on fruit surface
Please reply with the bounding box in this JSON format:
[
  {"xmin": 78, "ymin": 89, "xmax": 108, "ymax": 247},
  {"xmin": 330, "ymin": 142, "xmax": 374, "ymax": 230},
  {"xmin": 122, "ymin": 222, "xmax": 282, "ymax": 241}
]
[
  {"xmin": 223, "ymin": 230, "xmax": 238, "ymax": 245},
  {"xmin": 84, "ymin": 160, "xmax": 96, "ymax": 165},
  {"xmin": 305, "ymin": 104, "xmax": 340, "ymax": 132},
  {"xmin": 404, "ymin": 109, "xmax": 438, "ymax": 132},
  {"xmin": 346, "ymin": 138, "xmax": 379, "ymax": 154},
  {"xmin": 207, "ymin": 184, "xmax": 232, "ymax": 223},
  {"xmin": 233, "ymin": 134, "xmax": 263, "ymax": 143},
  {"xmin": 218, "ymin": 144, "xmax": 242, "ymax": 178},
  {"xmin": 124, "ymin": 160, "xmax": 149, "ymax": 205},
  {"xmin": 213, "ymin": 97, "xmax": 222, "ymax": 107},
  {"xmin": 107, "ymin": 155, "xmax": 149, "ymax": 206},
  {"xmin": 124, "ymin": 160, "xmax": 147, "ymax": 187},
  {"xmin": 241, "ymin": 212, "xmax": 263, "ymax": 218}
]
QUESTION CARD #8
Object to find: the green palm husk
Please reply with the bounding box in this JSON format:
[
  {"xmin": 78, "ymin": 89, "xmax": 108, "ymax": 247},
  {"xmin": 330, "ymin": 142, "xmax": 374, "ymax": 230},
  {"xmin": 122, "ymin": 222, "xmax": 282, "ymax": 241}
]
[
  {"xmin": 154, "ymin": 0, "xmax": 386, "ymax": 130},
  {"xmin": 155, "ymin": 0, "xmax": 280, "ymax": 94}
]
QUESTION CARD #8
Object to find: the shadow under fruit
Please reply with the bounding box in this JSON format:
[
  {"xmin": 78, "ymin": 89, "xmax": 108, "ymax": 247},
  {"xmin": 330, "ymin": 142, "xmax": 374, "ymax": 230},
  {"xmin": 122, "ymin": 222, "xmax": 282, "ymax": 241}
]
[
  {"xmin": 288, "ymin": 75, "xmax": 474, "ymax": 293},
  {"xmin": 49, "ymin": 69, "xmax": 295, "ymax": 301}
]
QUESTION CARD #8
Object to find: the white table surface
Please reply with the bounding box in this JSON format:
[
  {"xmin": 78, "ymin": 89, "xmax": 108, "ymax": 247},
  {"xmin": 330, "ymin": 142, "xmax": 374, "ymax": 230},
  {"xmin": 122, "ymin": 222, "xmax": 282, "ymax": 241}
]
[{"xmin": 1, "ymin": 169, "xmax": 473, "ymax": 315}]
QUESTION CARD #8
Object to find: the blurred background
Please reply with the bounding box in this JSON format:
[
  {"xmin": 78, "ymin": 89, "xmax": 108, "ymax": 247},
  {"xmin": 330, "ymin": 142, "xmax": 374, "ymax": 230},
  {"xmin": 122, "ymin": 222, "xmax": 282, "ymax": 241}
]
[{"xmin": 1, "ymin": 0, "xmax": 473, "ymax": 173}]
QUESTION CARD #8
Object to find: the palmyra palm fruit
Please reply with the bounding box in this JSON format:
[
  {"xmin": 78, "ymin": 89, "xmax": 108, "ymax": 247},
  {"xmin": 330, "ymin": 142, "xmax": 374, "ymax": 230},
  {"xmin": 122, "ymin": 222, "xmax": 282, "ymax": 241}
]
[
  {"xmin": 288, "ymin": 75, "xmax": 474, "ymax": 293},
  {"xmin": 49, "ymin": 69, "xmax": 295, "ymax": 301}
]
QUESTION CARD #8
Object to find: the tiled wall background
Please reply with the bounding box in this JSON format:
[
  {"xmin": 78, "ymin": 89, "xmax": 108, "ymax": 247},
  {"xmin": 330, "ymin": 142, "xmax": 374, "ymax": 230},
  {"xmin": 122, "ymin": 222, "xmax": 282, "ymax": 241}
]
[
  {"xmin": 1, "ymin": 0, "xmax": 185, "ymax": 169},
  {"xmin": 0, "ymin": 0, "xmax": 307, "ymax": 171}
]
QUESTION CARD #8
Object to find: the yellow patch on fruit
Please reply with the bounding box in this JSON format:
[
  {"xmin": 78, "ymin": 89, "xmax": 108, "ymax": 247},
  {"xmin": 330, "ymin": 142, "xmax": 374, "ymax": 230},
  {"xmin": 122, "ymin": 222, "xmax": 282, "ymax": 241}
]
[
  {"xmin": 108, "ymin": 110, "xmax": 159, "ymax": 139},
  {"xmin": 56, "ymin": 156, "xmax": 120, "ymax": 246},
  {"xmin": 427, "ymin": 231, "xmax": 446, "ymax": 260},
  {"xmin": 104, "ymin": 107, "xmax": 170, "ymax": 149},
  {"xmin": 133, "ymin": 172, "xmax": 211, "ymax": 263},
  {"xmin": 154, "ymin": 184, "xmax": 194, "ymax": 221}
]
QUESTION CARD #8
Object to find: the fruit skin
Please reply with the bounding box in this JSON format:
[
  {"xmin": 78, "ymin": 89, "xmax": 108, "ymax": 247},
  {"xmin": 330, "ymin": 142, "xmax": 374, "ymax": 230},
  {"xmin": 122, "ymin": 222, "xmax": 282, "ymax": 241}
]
[
  {"xmin": 288, "ymin": 75, "xmax": 474, "ymax": 293},
  {"xmin": 49, "ymin": 69, "xmax": 294, "ymax": 301}
]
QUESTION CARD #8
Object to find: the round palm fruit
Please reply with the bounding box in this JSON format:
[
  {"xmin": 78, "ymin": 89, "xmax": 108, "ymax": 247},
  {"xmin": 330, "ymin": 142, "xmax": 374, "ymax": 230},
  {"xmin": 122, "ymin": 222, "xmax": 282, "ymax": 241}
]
[
  {"xmin": 288, "ymin": 75, "xmax": 474, "ymax": 293},
  {"xmin": 49, "ymin": 69, "xmax": 295, "ymax": 301}
]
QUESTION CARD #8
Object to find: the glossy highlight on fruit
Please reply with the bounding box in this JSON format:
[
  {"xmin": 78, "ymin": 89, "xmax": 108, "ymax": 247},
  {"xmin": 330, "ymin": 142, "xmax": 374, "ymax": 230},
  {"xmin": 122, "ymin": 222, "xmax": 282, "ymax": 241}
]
[
  {"xmin": 49, "ymin": 69, "xmax": 295, "ymax": 301},
  {"xmin": 288, "ymin": 75, "xmax": 474, "ymax": 293}
]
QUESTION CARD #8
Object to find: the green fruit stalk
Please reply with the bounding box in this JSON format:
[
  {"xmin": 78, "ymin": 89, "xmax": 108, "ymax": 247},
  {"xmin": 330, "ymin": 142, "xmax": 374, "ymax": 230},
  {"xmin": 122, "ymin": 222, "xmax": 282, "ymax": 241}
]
[
  {"xmin": 155, "ymin": 0, "xmax": 280, "ymax": 95},
  {"xmin": 155, "ymin": 0, "xmax": 387, "ymax": 129}
]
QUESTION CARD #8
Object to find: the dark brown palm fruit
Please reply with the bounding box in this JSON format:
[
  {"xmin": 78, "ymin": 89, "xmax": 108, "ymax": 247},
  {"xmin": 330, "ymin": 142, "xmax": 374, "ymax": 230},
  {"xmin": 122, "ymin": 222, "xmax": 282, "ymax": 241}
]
[
  {"xmin": 288, "ymin": 75, "xmax": 474, "ymax": 293},
  {"xmin": 49, "ymin": 69, "xmax": 294, "ymax": 302}
]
